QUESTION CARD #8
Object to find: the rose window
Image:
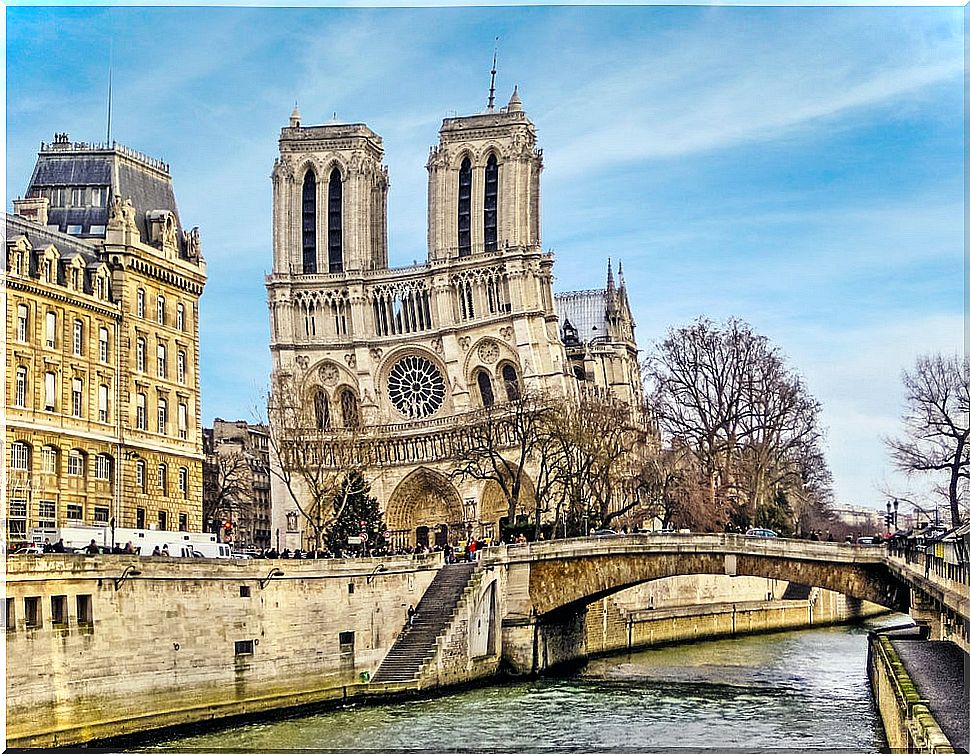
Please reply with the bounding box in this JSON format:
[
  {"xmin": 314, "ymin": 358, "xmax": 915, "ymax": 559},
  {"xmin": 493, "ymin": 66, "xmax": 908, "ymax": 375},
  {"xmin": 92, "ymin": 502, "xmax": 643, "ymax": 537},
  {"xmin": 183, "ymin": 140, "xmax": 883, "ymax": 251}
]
[{"xmin": 387, "ymin": 355, "xmax": 446, "ymax": 419}]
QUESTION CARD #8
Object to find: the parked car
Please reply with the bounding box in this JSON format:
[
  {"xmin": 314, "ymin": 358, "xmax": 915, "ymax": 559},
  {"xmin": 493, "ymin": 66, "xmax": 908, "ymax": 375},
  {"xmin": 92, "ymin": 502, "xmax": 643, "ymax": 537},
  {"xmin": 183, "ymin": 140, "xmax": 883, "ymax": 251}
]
[
  {"xmin": 12, "ymin": 544, "xmax": 43, "ymax": 555},
  {"xmin": 591, "ymin": 529, "xmax": 618, "ymax": 536},
  {"xmin": 745, "ymin": 528, "xmax": 778, "ymax": 538}
]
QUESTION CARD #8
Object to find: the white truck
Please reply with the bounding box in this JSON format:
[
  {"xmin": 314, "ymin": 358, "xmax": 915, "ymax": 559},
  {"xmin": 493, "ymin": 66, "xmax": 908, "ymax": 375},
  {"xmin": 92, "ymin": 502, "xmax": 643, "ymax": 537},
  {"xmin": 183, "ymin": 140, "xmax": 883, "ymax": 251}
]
[{"xmin": 29, "ymin": 525, "xmax": 232, "ymax": 558}]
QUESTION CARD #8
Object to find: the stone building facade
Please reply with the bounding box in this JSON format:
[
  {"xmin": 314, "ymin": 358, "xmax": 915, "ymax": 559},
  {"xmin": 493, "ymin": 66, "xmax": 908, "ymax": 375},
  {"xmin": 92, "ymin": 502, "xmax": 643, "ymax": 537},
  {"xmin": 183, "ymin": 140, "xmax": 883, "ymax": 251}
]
[
  {"xmin": 4, "ymin": 134, "xmax": 207, "ymax": 541},
  {"xmin": 267, "ymin": 90, "xmax": 639, "ymax": 552},
  {"xmin": 202, "ymin": 419, "xmax": 273, "ymax": 550}
]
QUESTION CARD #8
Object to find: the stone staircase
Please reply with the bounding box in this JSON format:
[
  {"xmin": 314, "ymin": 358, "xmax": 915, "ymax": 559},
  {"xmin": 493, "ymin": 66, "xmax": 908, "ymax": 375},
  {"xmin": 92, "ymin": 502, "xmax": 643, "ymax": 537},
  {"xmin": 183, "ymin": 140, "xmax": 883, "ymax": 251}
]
[{"xmin": 371, "ymin": 561, "xmax": 480, "ymax": 684}]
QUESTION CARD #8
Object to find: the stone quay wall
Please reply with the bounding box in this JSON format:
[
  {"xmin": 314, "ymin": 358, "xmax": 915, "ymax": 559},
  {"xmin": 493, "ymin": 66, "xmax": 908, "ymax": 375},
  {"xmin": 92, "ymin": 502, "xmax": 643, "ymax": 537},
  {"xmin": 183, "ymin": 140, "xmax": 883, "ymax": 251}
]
[
  {"xmin": 867, "ymin": 634, "xmax": 955, "ymax": 754},
  {"xmin": 6, "ymin": 554, "xmax": 444, "ymax": 748}
]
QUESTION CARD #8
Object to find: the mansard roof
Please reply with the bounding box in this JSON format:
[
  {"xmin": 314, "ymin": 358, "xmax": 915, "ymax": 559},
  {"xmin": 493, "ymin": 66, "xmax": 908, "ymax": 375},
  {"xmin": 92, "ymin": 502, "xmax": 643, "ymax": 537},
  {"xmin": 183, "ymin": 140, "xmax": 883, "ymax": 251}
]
[
  {"xmin": 24, "ymin": 134, "xmax": 181, "ymax": 242},
  {"xmin": 5, "ymin": 212, "xmax": 99, "ymax": 264}
]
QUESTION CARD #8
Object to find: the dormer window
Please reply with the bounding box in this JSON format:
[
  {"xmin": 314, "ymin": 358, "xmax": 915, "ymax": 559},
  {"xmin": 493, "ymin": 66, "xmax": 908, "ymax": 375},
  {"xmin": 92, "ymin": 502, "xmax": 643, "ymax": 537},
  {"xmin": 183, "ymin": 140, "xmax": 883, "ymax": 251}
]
[
  {"xmin": 328, "ymin": 168, "xmax": 343, "ymax": 273},
  {"xmin": 458, "ymin": 158, "xmax": 472, "ymax": 257},
  {"xmin": 302, "ymin": 171, "xmax": 317, "ymax": 274},
  {"xmin": 484, "ymin": 154, "xmax": 498, "ymax": 252}
]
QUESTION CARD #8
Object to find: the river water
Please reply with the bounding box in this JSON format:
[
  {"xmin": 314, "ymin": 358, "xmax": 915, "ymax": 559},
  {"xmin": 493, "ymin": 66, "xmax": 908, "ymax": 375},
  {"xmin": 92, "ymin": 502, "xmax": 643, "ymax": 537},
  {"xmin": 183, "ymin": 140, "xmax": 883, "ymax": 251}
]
[{"xmin": 134, "ymin": 617, "xmax": 906, "ymax": 752}]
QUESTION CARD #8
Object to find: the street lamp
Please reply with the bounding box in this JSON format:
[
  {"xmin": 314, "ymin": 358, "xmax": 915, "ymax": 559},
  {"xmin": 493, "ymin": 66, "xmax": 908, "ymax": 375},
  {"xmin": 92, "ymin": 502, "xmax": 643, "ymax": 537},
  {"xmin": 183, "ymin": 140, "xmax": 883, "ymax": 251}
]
[
  {"xmin": 259, "ymin": 567, "xmax": 285, "ymax": 589},
  {"xmin": 113, "ymin": 564, "xmax": 142, "ymax": 590}
]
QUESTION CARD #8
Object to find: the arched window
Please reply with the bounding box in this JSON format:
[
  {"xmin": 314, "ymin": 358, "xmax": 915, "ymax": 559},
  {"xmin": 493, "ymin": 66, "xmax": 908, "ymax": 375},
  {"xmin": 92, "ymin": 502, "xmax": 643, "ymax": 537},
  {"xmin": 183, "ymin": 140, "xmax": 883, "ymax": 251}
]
[
  {"xmin": 302, "ymin": 171, "xmax": 317, "ymax": 274},
  {"xmin": 477, "ymin": 371, "xmax": 495, "ymax": 408},
  {"xmin": 67, "ymin": 450, "xmax": 85, "ymax": 476},
  {"xmin": 136, "ymin": 460, "xmax": 146, "ymax": 492},
  {"xmin": 457, "ymin": 158, "xmax": 472, "ymax": 257},
  {"xmin": 313, "ymin": 390, "xmax": 331, "ymax": 430},
  {"xmin": 94, "ymin": 453, "xmax": 113, "ymax": 481},
  {"xmin": 15, "ymin": 367, "xmax": 27, "ymax": 407},
  {"xmin": 179, "ymin": 467, "xmax": 189, "ymax": 498},
  {"xmin": 41, "ymin": 445, "xmax": 59, "ymax": 474},
  {"xmin": 16, "ymin": 304, "xmax": 28, "ymax": 342},
  {"xmin": 136, "ymin": 392, "xmax": 147, "ymax": 430},
  {"xmin": 484, "ymin": 153, "xmax": 498, "ymax": 251},
  {"xmin": 502, "ymin": 363, "xmax": 520, "ymax": 401},
  {"xmin": 71, "ymin": 377, "xmax": 83, "ymax": 417},
  {"xmin": 328, "ymin": 168, "xmax": 343, "ymax": 273},
  {"xmin": 11, "ymin": 441, "xmax": 31, "ymax": 471},
  {"xmin": 158, "ymin": 463, "xmax": 168, "ymax": 494},
  {"xmin": 340, "ymin": 389, "xmax": 360, "ymax": 429},
  {"xmin": 73, "ymin": 319, "xmax": 84, "ymax": 355}
]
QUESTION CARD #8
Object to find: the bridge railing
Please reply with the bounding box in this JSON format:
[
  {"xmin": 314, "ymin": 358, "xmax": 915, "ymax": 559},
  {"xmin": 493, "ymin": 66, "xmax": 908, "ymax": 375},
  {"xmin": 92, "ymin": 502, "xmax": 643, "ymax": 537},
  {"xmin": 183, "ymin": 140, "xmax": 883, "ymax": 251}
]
[
  {"xmin": 486, "ymin": 532, "xmax": 888, "ymax": 565},
  {"xmin": 886, "ymin": 542, "xmax": 969, "ymax": 594}
]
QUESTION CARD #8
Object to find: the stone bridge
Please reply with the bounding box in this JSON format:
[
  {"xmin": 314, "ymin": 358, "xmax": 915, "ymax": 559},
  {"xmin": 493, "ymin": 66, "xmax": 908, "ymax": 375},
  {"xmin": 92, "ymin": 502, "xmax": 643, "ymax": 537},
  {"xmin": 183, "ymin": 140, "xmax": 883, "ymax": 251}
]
[{"xmin": 484, "ymin": 534, "xmax": 920, "ymax": 673}]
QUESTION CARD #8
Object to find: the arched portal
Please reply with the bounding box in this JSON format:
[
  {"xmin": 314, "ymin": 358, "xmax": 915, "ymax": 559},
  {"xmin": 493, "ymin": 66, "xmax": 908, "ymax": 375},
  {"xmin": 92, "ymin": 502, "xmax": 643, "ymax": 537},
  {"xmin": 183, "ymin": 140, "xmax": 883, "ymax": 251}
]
[
  {"xmin": 480, "ymin": 464, "xmax": 537, "ymax": 542},
  {"xmin": 386, "ymin": 468, "xmax": 464, "ymax": 548}
]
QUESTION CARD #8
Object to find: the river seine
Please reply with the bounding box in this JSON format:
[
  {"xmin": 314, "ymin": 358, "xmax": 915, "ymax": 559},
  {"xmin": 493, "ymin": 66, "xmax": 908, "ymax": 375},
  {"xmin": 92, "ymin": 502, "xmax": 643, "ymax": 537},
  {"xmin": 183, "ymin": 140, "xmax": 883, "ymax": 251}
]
[{"xmin": 135, "ymin": 616, "xmax": 906, "ymax": 752}]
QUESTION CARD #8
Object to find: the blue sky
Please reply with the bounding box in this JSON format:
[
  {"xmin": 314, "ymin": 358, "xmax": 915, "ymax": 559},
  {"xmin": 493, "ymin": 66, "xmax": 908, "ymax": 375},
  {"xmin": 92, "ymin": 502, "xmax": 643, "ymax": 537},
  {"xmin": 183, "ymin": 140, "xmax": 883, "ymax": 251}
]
[{"xmin": 5, "ymin": 5, "xmax": 965, "ymax": 512}]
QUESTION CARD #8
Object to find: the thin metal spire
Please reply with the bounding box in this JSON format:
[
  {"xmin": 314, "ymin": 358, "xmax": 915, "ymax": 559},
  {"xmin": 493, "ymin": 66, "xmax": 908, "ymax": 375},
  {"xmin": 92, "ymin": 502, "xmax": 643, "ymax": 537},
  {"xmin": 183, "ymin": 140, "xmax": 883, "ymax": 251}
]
[
  {"xmin": 106, "ymin": 41, "xmax": 113, "ymax": 143},
  {"xmin": 487, "ymin": 38, "xmax": 498, "ymax": 111}
]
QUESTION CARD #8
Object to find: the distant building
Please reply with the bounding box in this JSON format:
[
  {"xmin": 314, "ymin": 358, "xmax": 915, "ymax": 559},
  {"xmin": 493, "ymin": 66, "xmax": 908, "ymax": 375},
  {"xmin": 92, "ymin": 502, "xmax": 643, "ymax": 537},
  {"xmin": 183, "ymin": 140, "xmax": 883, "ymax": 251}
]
[
  {"xmin": 203, "ymin": 419, "xmax": 272, "ymax": 549},
  {"xmin": 830, "ymin": 503, "xmax": 885, "ymax": 534},
  {"xmin": 5, "ymin": 134, "xmax": 206, "ymax": 540}
]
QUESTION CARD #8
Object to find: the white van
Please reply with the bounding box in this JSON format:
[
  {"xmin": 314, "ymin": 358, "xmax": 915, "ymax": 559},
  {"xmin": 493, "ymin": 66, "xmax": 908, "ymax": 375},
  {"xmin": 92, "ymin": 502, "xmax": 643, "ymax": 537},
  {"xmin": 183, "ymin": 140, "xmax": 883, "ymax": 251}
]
[{"xmin": 190, "ymin": 541, "xmax": 233, "ymax": 559}]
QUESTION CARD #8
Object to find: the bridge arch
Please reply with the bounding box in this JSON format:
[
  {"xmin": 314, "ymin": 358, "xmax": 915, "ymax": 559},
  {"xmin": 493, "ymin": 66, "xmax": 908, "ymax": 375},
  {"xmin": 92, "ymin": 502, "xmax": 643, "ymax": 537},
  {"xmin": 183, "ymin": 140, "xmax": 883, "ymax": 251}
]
[{"xmin": 505, "ymin": 535, "xmax": 910, "ymax": 618}]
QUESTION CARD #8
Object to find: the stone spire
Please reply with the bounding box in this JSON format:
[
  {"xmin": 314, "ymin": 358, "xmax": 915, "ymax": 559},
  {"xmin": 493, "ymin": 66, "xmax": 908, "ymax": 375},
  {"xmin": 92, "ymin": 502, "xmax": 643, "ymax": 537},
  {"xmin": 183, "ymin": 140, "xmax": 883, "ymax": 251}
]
[
  {"xmin": 606, "ymin": 257, "xmax": 616, "ymax": 293},
  {"xmin": 289, "ymin": 104, "xmax": 301, "ymax": 128},
  {"xmin": 507, "ymin": 85, "xmax": 523, "ymax": 112}
]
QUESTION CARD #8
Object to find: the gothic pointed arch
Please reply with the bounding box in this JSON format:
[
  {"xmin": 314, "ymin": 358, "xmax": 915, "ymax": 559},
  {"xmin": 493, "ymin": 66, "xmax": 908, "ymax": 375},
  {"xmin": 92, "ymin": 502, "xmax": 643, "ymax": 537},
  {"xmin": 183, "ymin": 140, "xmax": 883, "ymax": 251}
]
[
  {"xmin": 484, "ymin": 152, "xmax": 498, "ymax": 251},
  {"xmin": 312, "ymin": 389, "xmax": 331, "ymax": 430},
  {"xmin": 501, "ymin": 361, "xmax": 521, "ymax": 401},
  {"xmin": 327, "ymin": 166, "xmax": 343, "ymax": 272},
  {"xmin": 475, "ymin": 369, "xmax": 495, "ymax": 408},
  {"xmin": 457, "ymin": 157, "xmax": 472, "ymax": 257},
  {"xmin": 480, "ymin": 463, "xmax": 537, "ymax": 536},
  {"xmin": 301, "ymin": 168, "xmax": 317, "ymax": 273},
  {"xmin": 385, "ymin": 468, "xmax": 464, "ymax": 545},
  {"xmin": 339, "ymin": 387, "xmax": 360, "ymax": 428}
]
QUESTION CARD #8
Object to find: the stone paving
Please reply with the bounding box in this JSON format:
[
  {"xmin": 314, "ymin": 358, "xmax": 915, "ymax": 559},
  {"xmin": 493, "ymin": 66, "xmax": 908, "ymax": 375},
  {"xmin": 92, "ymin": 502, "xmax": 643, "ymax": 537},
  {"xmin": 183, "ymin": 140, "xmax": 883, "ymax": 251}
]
[{"xmin": 891, "ymin": 637, "xmax": 970, "ymax": 752}]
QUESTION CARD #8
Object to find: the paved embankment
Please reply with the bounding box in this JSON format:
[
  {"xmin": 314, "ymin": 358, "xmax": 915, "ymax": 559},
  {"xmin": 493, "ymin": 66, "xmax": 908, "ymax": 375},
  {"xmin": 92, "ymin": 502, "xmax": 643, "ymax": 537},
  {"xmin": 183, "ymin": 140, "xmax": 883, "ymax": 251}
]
[{"xmin": 891, "ymin": 637, "xmax": 969, "ymax": 752}]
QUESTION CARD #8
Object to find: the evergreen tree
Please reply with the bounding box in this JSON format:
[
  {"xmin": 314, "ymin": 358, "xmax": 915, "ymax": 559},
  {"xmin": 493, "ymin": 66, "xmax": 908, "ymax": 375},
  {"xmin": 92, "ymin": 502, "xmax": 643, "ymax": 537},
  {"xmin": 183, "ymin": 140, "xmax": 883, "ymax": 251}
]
[{"xmin": 325, "ymin": 472, "xmax": 387, "ymax": 554}]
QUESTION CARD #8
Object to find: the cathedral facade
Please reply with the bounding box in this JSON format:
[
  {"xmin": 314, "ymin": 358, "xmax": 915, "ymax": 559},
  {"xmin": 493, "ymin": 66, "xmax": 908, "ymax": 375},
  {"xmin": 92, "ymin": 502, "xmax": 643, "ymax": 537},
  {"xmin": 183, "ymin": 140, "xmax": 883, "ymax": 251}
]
[{"xmin": 267, "ymin": 89, "xmax": 639, "ymax": 551}]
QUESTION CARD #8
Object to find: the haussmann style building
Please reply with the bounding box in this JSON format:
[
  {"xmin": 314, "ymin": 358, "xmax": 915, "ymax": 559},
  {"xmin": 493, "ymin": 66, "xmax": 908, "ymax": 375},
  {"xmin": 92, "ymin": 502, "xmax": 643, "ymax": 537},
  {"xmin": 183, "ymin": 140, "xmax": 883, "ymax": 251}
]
[
  {"xmin": 266, "ymin": 87, "xmax": 641, "ymax": 552},
  {"xmin": 4, "ymin": 133, "xmax": 207, "ymax": 543}
]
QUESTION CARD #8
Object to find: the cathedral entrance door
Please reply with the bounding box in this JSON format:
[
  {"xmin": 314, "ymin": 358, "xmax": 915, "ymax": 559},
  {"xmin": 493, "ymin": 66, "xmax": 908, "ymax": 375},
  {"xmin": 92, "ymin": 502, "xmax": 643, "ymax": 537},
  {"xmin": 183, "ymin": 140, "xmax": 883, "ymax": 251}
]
[
  {"xmin": 435, "ymin": 524, "xmax": 449, "ymax": 548},
  {"xmin": 416, "ymin": 526, "xmax": 430, "ymax": 549}
]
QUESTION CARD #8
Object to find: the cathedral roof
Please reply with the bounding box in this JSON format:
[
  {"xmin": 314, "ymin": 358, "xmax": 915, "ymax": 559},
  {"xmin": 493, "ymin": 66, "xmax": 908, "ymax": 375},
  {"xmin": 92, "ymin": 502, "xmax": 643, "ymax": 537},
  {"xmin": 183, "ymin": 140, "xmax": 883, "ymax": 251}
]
[{"xmin": 554, "ymin": 289, "xmax": 609, "ymax": 343}]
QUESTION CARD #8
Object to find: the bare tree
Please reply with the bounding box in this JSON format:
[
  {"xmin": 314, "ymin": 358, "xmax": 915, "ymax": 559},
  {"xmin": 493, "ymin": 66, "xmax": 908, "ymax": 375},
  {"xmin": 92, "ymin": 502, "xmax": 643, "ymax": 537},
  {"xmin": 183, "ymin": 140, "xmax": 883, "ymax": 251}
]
[
  {"xmin": 645, "ymin": 318, "xmax": 829, "ymax": 532},
  {"xmin": 886, "ymin": 353, "xmax": 969, "ymax": 527},
  {"xmin": 203, "ymin": 450, "xmax": 255, "ymax": 535},
  {"xmin": 266, "ymin": 370, "xmax": 368, "ymax": 551}
]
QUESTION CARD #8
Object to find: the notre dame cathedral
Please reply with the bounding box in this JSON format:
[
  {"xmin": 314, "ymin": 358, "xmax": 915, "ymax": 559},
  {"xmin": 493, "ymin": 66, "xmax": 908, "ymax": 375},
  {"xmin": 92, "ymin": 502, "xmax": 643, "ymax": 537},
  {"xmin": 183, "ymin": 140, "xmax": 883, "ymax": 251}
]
[{"xmin": 267, "ymin": 86, "xmax": 641, "ymax": 551}]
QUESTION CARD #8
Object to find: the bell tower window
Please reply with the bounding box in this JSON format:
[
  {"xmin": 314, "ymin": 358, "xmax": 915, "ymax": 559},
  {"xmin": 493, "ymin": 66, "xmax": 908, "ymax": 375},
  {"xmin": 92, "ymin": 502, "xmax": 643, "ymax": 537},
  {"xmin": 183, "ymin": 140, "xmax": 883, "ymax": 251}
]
[
  {"xmin": 458, "ymin": 158, "xmax": 472, "ymax": 257},
  {"xmin": 484, "ymin": 154, "xmax": 498, "ymax": 252},
  {"xmin": 328, "ymin": 168, "xmax": 343, "ymax": 273},
  {"xmin": 302, "ymin": 171, "xmax": 317, "ymax": 274}
]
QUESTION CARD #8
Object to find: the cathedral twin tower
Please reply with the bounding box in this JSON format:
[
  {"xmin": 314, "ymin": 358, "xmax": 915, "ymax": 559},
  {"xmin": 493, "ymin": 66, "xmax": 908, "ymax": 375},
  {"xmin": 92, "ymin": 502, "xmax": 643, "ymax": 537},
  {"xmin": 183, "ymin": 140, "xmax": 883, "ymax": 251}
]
[{"xmin": 267, "ymin": 87, "xmax": 639, "ymax": 550}]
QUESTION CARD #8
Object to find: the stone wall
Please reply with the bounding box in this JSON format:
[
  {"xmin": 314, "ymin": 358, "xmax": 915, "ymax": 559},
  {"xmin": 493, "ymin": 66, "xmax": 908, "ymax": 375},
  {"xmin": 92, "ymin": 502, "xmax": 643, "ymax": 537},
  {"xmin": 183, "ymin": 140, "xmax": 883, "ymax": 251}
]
[
  {"xmin": 868, "ymin": 634, "xmax": 954, "ymax": 754},
  {"xmin": 6, "ymin": 554, "xmax": 440, "ymax": 748}
]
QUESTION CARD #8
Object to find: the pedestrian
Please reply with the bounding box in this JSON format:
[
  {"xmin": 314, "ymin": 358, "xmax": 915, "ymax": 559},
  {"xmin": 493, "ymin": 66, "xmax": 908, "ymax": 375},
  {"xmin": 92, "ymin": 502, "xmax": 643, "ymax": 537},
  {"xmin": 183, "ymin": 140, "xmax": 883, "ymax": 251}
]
[
  {"xmin": 161, "ymin": 544, "xmax": 170, "ymax": 557},
  {"xmin": 467, "ymin": 538, "xmax": 477, "ymax": 562},
  {"xmin": 43, "ymin": 538, "xmax": 53, "ymax": 553},
  {"xmin": 53, "ymin": 538, "xmax": 66, "ymax": 553},
  {"xmin": 151, "ymin": 545, "xmax": 162, "ymax": 556},
  {"xmin": 407, "ymin": 605, "xmax": 416, "ymax": 628},
  {"xmin": 85, "ymin": 539, "xmax": 99, "ymax": 555},
  {"xmin": 123, "ymin": 541, "xmax": 134, "ymax": 555}
]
